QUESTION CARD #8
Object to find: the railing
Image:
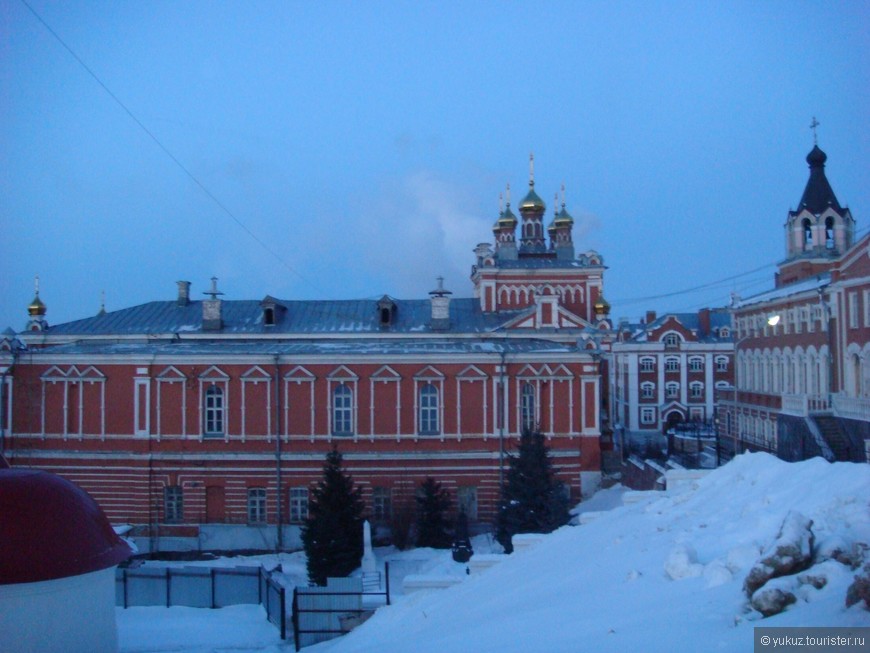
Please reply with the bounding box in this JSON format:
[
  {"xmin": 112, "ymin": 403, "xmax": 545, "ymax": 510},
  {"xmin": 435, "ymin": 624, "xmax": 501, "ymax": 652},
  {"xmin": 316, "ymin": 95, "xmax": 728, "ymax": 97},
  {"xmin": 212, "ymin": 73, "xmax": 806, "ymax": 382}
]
[
  {"xmin": 832, "ymin": 394, "xmax": 870, "ymax": 422},
  {"xmin": 292, "ymin": 564, "xmax": 390, "ymax": 651},
  {"xmin": 117, "ymin": 565, "xmax": 286, "ymax": 639},
  {"xmin": 780, "ymin": 394, "xmax": 830, "ymax": 417}
]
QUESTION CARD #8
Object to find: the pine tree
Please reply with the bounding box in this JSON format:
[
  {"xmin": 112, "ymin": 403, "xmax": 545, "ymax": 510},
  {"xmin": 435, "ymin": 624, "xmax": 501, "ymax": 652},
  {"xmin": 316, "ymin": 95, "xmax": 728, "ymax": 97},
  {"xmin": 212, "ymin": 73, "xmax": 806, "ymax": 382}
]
[
  {"xmin": 301, "ymin": 446, "xmax": 365, "ymax": 585},
  {"xmin": 496, "ymin": 429, "xmax": 570, "ymax": 553},
  {"xmin": 415, "ymin": 477, "xmax": 453, "ymax": 549}
]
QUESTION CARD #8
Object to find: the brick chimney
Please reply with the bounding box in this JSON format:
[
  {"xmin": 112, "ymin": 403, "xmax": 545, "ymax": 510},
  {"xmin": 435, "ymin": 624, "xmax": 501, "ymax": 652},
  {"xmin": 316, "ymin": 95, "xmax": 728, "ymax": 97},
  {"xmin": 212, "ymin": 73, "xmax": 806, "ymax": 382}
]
[
  {"xmin": 645, "ymin": 310, "xmax": 657, "ymax": 325},
  {"xmin": 202, "ymin": 277, "xmax": 224, "ymax": 331},
  {"xmin": 177, "ymin": 281, "xmax": 191, "ymax": 306},
  {"xmin": 698, "ymin": 308, "xmax": 711, "ymax": 337},
  {"xmin": 429, "ymin": 277, "xmax": 452, "ymax": 331}
]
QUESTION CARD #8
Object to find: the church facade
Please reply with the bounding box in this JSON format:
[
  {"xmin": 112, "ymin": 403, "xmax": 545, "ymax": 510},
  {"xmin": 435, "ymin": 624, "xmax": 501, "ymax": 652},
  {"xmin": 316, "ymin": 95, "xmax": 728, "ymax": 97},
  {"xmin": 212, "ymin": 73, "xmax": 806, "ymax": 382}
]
[
  {"xmin": 718, "ymin": 143, "xmax": 870, "ymax": 462},
  {"xmin": 1, "ymin": 162, "xmax": 612, "ymax": 552}
]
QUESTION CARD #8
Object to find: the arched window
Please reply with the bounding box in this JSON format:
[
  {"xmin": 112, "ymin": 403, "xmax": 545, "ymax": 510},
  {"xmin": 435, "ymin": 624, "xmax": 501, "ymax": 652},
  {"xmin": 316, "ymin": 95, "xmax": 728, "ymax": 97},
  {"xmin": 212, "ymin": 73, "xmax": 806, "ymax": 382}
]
[
  {"xmin": 521, "ymin": 382, "xmax": 536, "ymax": 432},
  {"xmin": 418, "ymin": 383, "xmax": 440, "ymax": 434},
  {"xmin": 665, "ymin": 382, "xmax": 680, "ymax": 399},
  {"xmin": 332, "ymin": 383, "xmax": 354, "ymax": 435},
  {"xmin": 640, "ymin": 382, "xmax": 655, "ymax": 399},
  {"xmin": 204, "ymin": 384, "xmax": 224, "ymax": 436},
  {"xmin": 689, "ymin": 382, "xmax": 704, "ymax": 399},
  {"xmin": 803, "ymin": 218, "xmax": 812, "ymax": 249},
  {"xmin": 825, "ymin": 217, "xmax": 834, "ymax": 250}
]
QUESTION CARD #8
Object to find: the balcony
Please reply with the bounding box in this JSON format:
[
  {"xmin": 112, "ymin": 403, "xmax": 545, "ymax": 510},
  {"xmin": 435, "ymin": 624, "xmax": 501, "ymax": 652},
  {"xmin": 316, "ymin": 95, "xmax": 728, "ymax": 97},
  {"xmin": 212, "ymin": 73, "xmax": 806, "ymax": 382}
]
[
  {"xmin": 831, "ymin": 394, "xmax": 870, "ymax": 423},
  {"xmin": 780, "ymin": 394, "xmax": 830, "ymax": 417}
]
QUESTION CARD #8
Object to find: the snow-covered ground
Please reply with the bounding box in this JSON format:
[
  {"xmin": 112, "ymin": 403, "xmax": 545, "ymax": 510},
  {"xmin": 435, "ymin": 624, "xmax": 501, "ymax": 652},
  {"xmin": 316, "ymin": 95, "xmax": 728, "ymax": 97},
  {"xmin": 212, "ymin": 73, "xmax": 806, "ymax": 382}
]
[{"xmin": 116, "ymin": 453, "xmax": 869, "ymax": 653}]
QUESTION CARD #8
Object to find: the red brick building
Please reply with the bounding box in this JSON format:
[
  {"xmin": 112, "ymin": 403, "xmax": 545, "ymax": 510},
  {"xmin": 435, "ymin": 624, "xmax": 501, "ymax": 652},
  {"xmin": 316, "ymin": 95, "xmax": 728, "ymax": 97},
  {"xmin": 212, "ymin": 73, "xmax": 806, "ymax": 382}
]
[
  {"xmin": 0, "ymin": 164, "xmax": 612, "ymax": 552},
  {"xmin": 719, "ymin": 144, "xmax": 870, "ymax": 462},
  {"xmin": 610, "ymin": 308, "xmax": 733, "ymax": 454}
]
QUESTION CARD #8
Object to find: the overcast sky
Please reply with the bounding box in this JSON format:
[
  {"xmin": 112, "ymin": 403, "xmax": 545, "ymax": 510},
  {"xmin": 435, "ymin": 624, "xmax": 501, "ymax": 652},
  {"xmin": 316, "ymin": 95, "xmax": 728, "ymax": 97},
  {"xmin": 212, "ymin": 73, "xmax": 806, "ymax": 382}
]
[{"xmin": 2, "ymin": 1, "xmax": 869, "ymax": 332}]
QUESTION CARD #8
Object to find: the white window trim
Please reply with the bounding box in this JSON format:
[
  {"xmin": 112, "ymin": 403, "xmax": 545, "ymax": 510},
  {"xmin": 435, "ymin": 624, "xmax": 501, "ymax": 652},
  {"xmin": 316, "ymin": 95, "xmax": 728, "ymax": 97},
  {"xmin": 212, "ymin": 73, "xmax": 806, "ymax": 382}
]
[{"xmin": 134, "ymin": 378, "xmax": 150, "ymax": 436}]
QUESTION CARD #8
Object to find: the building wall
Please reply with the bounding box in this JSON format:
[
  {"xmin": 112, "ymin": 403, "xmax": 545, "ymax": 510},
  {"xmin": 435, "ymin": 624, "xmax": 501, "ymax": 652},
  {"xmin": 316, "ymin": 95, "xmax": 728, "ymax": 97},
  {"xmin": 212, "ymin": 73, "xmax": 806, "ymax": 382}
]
[{"xmin": 7, "ymin": 354, "xmax": 601, "ymax": 536}]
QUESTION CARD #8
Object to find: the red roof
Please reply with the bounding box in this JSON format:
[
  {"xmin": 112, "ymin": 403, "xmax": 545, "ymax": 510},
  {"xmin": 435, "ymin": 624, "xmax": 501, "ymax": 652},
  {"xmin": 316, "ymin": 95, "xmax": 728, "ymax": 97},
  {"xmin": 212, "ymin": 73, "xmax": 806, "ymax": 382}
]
[{"xmin": 0, "ymin": 469, "xmax": 132, "ymax": 584}]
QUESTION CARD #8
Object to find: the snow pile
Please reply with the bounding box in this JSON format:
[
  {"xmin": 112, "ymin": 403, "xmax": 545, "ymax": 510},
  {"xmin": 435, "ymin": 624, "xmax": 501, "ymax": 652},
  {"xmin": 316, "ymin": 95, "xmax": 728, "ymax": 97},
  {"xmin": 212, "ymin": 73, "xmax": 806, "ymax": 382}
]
[{"xmin": 310, "ymin": 453, "xmax": 869, "ymax": 653}]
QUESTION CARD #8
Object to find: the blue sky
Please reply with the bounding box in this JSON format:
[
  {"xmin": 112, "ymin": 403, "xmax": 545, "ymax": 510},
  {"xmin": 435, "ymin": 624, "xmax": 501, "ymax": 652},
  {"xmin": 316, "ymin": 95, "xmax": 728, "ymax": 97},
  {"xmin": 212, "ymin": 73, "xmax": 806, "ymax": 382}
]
[{"xmin": 2, "ymin": 1, "xmax": 869, "ymax": 331}]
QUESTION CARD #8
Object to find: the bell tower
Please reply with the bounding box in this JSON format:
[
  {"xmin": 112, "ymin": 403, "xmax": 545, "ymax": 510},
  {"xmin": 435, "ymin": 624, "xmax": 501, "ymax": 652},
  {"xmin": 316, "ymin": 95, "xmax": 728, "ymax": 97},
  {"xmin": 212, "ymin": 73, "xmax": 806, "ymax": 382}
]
[{"xmin": 779, "ymin": 118, "xmax": 854, "ymax": 287}]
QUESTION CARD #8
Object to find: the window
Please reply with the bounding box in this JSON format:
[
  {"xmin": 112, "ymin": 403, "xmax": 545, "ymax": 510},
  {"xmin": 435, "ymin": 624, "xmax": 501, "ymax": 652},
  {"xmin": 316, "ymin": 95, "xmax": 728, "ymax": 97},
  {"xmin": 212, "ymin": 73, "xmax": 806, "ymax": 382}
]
[
  {"xmin": 688, "ymin": 357, "xmax": 703, "ymax": 372},
  {"xmin": 665, "ymin": 382, "xmax": 679, "ymax": 399},
  {"xmin": 0, "ymin": 376, "xmax": 11, "ymax": 435},
  {"xmin": 289, "ymin": 487, "xmax": 308, "ymax": 522},
  {"xmin": 332, "ymin": 383, "xmax": 354, "ymax": 435},
  {"xmin": 640, "ymin": 382, "xmax": 655, "ymax": 399},
  {"xmin": 849, "ymin": 293, "xmax": 859, "ymax": 329},
  {"xmin": 825, "ymin": 217, "xmax": 834, "ymax": 249},
  {"xmin": 640, "ymin": 357, "xmax": 655, "ymax": 373},
  {"xmin": 689, "ymin": 382, "xmax": 704, "ymax": 399},
  {"xmin": 372, "ymin": 487, "xmax": 392, "ymax": 521},
  {"xmin": 640, "ymin": 407, "xmax": 656, "ymax": 425},
  {"xmin": 247, "ymin": 488, "xmax": 267, "ymax": 524},
  {"xmin": 263, "ymin": 307, "xmax": 275, "ymax": 326},
  {"xmin": 164, "ymin": 486, "xmax": 183, "ymax": 523},
  {"xmin": 521, "ymin": 382, "xmax": 536, "ymax": 432},
  {"xmin": 719, "ymin": 327, "xmax": 730, "ymax": 338},
  {"xmin": 134, "ymin": 378, "xmax": 150, "ymax": 436},
  {"xmin": 204, "ymin": 384, "xmax": 224, "ymax": 436},
  {"xmin": 803, "ymin": 218, "xmax": 812, "ymax": 249},
  {"xmin": 665, "ymin": 357, "xmax": 680, "ymax": 372},
  {"xmin": 457, "ymin": 486, "xmax": 478, "ymax": 520},
  {"xmin": 664, "ymin": 333, "xmax": 680, "ymax": 348},
  {"xmin": 864, "ymin": 290, "xmax": 870, "ymax": 327},
  {"xmin": 418, "ymin": 383, "xmax": 440, "ymax": 434}
]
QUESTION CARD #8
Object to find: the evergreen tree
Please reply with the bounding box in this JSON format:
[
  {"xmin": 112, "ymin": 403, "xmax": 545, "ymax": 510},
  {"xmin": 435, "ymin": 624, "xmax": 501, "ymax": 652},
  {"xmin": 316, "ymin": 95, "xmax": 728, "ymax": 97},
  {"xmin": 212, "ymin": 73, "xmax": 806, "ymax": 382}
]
[
  {"xmin": 496, "ymin": 429, "xmax": 570, "ymax": 553},
  {"xmin": 415, "ymin": 477, "xmax": 453, "ymax": 548},
  {"xmin": 301, "ymin": 446, "xmax": 365, "ymax": 585}
]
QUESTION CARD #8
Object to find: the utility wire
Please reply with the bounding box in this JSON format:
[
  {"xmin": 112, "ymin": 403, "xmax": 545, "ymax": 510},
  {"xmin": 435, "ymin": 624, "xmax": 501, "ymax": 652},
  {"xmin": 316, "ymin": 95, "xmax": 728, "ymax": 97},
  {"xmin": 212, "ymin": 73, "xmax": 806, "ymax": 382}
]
[
  {"xmin": 611, "ymin": 261, "xmax": 777, "ymax": 306},
  {"xmin": 21, "ymin": 0, "xmax": 323, "ymax": 295}
]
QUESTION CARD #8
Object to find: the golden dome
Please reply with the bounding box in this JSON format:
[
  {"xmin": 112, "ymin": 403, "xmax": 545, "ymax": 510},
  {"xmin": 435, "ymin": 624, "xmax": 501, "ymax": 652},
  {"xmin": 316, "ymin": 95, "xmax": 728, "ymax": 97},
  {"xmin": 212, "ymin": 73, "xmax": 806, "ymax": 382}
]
[
  {"xmin": 28, "ymin": 293, "xmax": 46, "ymax": 317},
  {"xmin": 494, "ymin": 205, "xmax": 518, "ymax": 230},
  {"xmin": 519, "ymin": 187, "xmax": 546, "ymax": 211},
  {"xmin": 594, "ymin": 294, "xmax": 611, "ymax": 315}
]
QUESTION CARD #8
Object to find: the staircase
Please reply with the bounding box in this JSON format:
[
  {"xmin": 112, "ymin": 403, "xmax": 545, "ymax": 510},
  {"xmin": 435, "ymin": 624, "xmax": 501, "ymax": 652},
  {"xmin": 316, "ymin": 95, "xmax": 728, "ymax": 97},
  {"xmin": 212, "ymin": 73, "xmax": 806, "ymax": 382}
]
[
  {"xmin": 811, "ymin": 415, "xmax": 853, "ymax": 461},
  {"xmin": 361, "ymin": 571, "xmax": 381, "ymax": 593}
]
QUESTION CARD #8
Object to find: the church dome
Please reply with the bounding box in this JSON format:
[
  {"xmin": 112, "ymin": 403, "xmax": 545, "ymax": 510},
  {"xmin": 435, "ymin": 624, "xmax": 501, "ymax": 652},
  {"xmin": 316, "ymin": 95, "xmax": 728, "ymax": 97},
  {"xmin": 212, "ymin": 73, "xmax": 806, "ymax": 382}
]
[
  {"xmin": 554, "ymin": 205, "xmax": 574, "ymax": 227},
  {"xmin": 0, "ymin": 469, "xmax": 131, "ymax": 584},
  {"xmin": 806, "ymin": 144, "xmax": 827, "ymax": 167},
  {"xmin": 495, "ymin": 205, "xmax": 518, "ymax": 229},
  {"xmin": 594, "ymin": 294, "xmax": 611, "ymax": 315},
  {"xmin": 27, "ymin": 294, "xmax": 46, "ymax": 317},
  {"xmin": 519, "ymin": 187, "xmax": 546, "ymax": 211}
]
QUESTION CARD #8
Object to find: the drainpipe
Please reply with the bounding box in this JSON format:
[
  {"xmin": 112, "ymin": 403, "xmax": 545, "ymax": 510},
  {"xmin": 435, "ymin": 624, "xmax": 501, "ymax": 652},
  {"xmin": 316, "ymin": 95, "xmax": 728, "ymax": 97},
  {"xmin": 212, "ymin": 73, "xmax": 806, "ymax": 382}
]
[
  {"xmin": 274, "ymin": 354, "xmax": 283, "ymax": 550},
  {"xmin": 498, "ymin": 347, "xmax": 507, "ymax": 495}
]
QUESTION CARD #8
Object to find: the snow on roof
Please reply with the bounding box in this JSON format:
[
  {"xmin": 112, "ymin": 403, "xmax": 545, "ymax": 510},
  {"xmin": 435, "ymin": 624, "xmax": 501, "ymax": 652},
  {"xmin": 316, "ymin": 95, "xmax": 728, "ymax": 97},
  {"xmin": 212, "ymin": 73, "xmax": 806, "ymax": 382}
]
[{"xmin": 734, "ymin": 274, "xmax": 830, "ymax": 310}]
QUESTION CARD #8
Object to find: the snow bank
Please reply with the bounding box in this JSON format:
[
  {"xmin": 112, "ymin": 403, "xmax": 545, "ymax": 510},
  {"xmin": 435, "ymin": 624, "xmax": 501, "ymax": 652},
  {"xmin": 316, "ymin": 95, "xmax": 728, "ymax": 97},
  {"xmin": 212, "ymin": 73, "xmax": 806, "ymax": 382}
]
[{"xmin": 310, "ymin": 453, "xmax": 870, "ymax": 653}]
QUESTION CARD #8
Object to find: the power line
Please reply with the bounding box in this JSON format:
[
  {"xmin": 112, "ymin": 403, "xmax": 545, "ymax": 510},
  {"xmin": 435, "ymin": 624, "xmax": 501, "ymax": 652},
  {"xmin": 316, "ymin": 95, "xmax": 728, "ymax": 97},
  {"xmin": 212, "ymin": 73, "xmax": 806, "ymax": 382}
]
[
  {"xmin": 611, "ymin": 261, "xmax": 777, "ymax": 307},
  {"xmin": 20, "ymin": 0, "xmax": 323, "ymax": 295}
]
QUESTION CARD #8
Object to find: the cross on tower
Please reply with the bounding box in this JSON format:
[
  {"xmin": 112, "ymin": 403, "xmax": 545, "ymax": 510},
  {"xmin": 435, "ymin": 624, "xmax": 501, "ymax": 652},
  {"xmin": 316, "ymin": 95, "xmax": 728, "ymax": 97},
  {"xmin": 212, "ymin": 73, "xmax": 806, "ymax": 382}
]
[{"xmin": 810, "ymin": 116, "xmax": 820, "ymax": 145}]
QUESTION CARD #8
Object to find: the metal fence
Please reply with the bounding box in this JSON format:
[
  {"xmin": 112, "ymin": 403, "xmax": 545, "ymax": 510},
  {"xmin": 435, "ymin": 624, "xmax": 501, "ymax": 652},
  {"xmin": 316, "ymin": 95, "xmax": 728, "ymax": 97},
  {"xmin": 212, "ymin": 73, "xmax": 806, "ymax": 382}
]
[
  {"xmin": 116, "ymin": 565, "xmax": 287, "ymax": 639},
  {"xmin": 292, "ymin": 563, "xmax": 390, "ymax": 651}
]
